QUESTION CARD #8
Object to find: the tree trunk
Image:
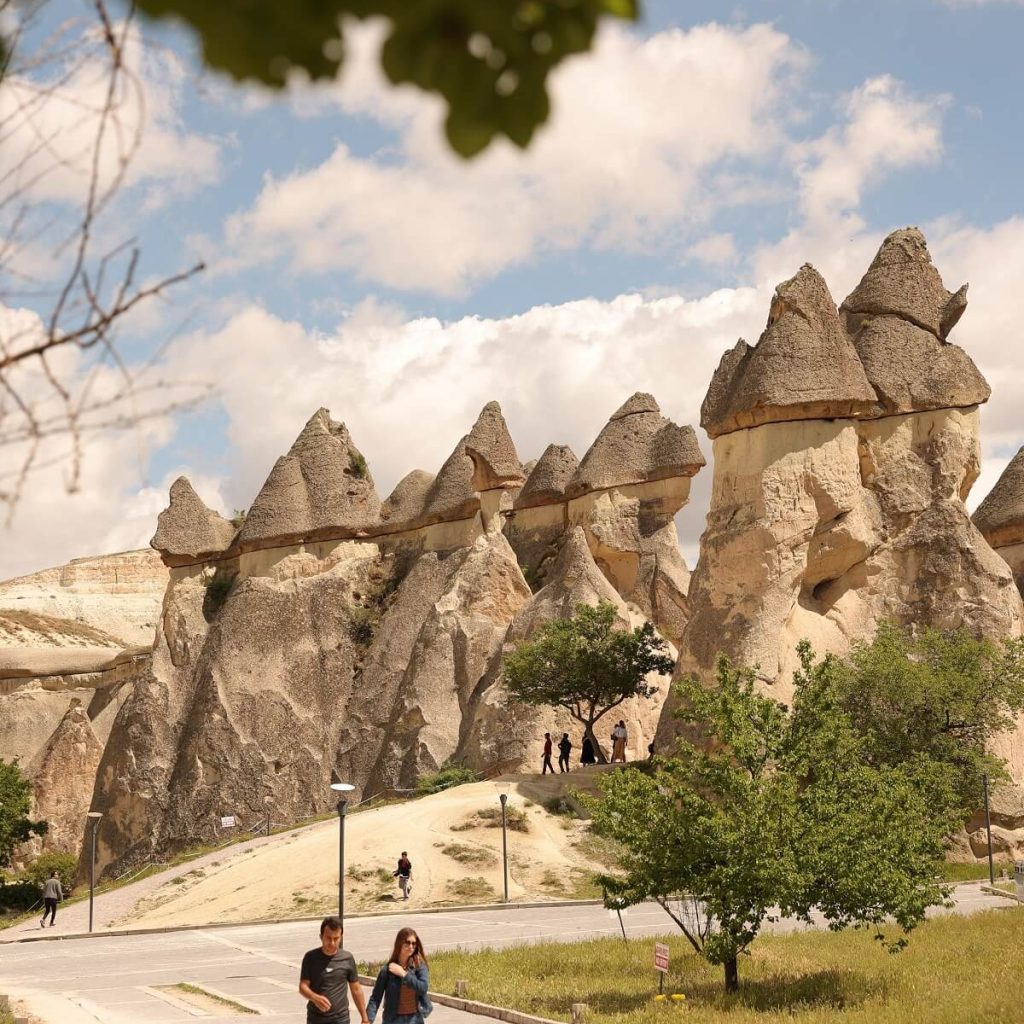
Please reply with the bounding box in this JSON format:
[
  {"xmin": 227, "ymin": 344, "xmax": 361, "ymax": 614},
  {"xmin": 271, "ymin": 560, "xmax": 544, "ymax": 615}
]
[
  {"xmin": 724, "ymin": 957, "xmax": 738, "ymax": 993},
  {"xmin": 584, "ymin": 723, "xmax": 608, "ymax": 764}
]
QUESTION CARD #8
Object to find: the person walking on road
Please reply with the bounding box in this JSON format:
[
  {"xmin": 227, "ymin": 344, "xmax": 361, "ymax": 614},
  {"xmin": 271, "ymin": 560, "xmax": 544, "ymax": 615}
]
[
  {"xmin": 557, "ymin": 733, "xmax": 572, "ymax": 773},
  {"xmin": 367, "ymin": 926, "xmax": 432, "ymax": 1024},
  {"xmin": 40, "ymin": 870, "xmax": 62, "ymax": 928},
  {"xmin": 611, "ymin": 720, "xmax": 628, "ymax": 763},
  {"xmin": 394, "ymin": 852, "xmax": 413, "ymax": 900},
  {"xmin": 299, "ymin": 916, "xmax": 370, "ymax": 1024},
  {"xmin": 541, "ymin": 732, "xmax": 555, "ymax": 774}
]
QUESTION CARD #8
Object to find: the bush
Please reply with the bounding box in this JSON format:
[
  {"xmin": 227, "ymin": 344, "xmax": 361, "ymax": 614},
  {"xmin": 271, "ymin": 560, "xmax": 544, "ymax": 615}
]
[
  {"xmin": 20, "ymin": 851, "xmax": 78, "ymax": 894},
  {"xmin": 416, "ymin": 762, "xmax": 478, "ymax": 796},
  {"xmin": 0, "ymin": 878, "xmax": 40, "ymax": 911},
  {"xmin": 349, "ymin": 451, "xmax": 369, "ymax": 479},
  {"xmin": 348, "ymin": 608, "xmax": 376, "ymax": 646}
]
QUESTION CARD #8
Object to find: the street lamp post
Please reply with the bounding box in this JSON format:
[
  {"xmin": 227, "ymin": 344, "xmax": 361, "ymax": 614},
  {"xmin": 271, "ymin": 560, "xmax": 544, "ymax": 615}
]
[
  {"xmin": 330, "ymin": 782, "xmax": 355, "ymax": 922},
  {"xmin": 264, "ymin": 794, "xmax": 272, "ymax": 838},
  {"xmin": 983, "ymin": 773, "xmax": 995, "ymax": 886},
  {"xmin": 495, "ymin": 782, "xmax": 510, "ymax": 903},
  {"xmin": 86, "ymin": 811, "xmax": 103, "ymax": 933}
]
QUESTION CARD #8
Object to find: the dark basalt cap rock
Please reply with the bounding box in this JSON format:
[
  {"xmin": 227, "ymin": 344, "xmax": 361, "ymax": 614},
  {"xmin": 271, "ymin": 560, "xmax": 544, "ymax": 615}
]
[
  {"xmin": 566, "ymin": 393, "xmax": 704, "ymax": 496},
  {"xmin": 237, "ymin": 408, "xmax": 381, "ymax": 546},
  {"xmin": 840, "ymin": 227, "xmax": 967, "ymax": 339},
  {"xmin": 464, "ymin": 401, "xmax": 525, "ymax": 491},
  {"xmin": 974, "ymin": 447, "xmax": 1024, "ymax": 547},
  {"xmin": 702, "ymin": 266, "xmax": 878, "ymax": 439},
  {"xmin": 514, "ymin": 444, "xmax": 579, "ymax": 510},
  {"xmin": 151, "ymin": 477, "xmax": 237, "ymax": 562}
]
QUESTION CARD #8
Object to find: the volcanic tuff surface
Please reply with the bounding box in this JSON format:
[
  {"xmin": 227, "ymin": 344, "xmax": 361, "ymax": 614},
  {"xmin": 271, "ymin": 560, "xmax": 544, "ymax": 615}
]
[
  {"xmin": 974, "ymin": 447, "xmax": 1024, "ymax": 599},
  {"xmin": 658, "ymin": 229, "xmax": 1024, "ymax": 767},
  {"xmin": 88, "ymin": 397, "xmax": 701, "ymax": 876}
]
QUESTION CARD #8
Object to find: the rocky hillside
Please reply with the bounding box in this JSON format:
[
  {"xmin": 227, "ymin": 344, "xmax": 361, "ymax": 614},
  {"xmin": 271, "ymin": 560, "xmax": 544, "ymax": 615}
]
[{"xmin": 89, "ymin": 395, "xmax": 702, "ymax": 876}]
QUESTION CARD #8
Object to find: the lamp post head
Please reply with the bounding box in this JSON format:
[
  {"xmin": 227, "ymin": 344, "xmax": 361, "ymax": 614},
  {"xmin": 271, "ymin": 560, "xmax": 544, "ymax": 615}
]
[
  {"xmin": 87, "ymin": 811, "xmax": 103, "ymax": 820},
  {"xmin": 330, "ymin": 783, "xmax": 355, "ymax": 793}
]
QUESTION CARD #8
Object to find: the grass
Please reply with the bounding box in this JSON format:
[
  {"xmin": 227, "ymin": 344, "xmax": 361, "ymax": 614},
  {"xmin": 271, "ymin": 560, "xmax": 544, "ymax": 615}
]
[
  {"xmin": 438, "ymin": 842, "xmax": 497, "ymax": 866},
  {"xmin": 446, "ymin": 877, "xmax": 496, "ymax": 903},
  {"xmin": 475, "ymin": 805, "xmax": 530, "ymax": 832},
  {"xmin": 429, "ymin": 907, "xmax": 1024, "ymax": 1022},
  {"xmin": 166, "ymin": 983, "xmax": 257, "ymax": 1015},
  {"xmin": 939, "ymin": 860, "xmax": 1010, "ymax": 883}
]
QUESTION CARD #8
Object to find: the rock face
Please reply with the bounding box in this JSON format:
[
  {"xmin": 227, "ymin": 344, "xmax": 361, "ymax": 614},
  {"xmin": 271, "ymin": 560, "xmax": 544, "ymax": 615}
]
[
  {"xmin": 153, "ymin": 479, "xmax": 237, "ymax": 566},
  {"xmin": 21, "ymin": 700, "xmax": 104, "ymax": 861},
  {"xmin": 91, "ymin": 397, "xmax": 699, "ymax": 875},
  {"xmin": 659, "ymin": 229, "xmax": 1024, "ymax": 763},
  {"xmin": 974, "ymin": 447, "xmax": 1024, "ymax": 597}
]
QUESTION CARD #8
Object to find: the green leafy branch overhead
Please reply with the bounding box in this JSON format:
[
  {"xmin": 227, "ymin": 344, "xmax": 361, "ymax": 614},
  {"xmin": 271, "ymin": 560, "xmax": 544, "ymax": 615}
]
[{"xmin": 130, "ymin": 0, "xmax": 640, "ymax": 157}]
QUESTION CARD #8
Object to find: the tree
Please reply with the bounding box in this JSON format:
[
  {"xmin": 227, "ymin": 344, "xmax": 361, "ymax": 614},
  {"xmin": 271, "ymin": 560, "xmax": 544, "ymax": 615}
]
[
  {"xmin": 503, "ymin": 601, "xmax": 674, "ymax": 763},
  {"xmin": 807, "ymin": 624, "xmax": 1024, "ymax": 815},
  {"xmin": 126, "ymin": 0, "xmax": 640, "ymax": 158},
  {"xmin": 0, "ymin": 759, "xmax": 47, "ymax": 867},
  {"xmin": 588, "ymin": 653, "xmax": 952, "ymax": 993}
]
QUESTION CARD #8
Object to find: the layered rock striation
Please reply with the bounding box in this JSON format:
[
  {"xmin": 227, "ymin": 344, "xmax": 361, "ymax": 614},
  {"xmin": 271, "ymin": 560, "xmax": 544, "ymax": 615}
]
[
  {"xmin": 659, "ymin": 229, "xmax": 1023, "ymax": 754},
  {"xmin": 88, "ymin": 398, "xmax": 699, "ymax": 875},
  {"xmin": 974, "ymin": 447, "xmax": 1024, "ymax": 597}
]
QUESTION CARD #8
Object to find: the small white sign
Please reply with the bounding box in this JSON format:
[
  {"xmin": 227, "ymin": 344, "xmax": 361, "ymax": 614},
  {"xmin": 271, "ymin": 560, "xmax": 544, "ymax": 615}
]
[
  {"xmin": 220, "ymin": 815, "xmax": 236, "ymax": 829},
  {"xmin": 654, "ymin": 943, "xmax": 670, "ymax": 973}
]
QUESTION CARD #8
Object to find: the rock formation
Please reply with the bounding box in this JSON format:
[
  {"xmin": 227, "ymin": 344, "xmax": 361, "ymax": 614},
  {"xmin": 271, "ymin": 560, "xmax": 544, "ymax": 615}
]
[
  {"xmin": 88, "ymin": 397, "xmax": 700, "ymax": 875},
  {"xmin": 974, "ymin": 447, "xmax": 1024, "ymax": 597},
  {"xmin": 659, "ymin": 228, "xmax": 1023, "ymax": 753}
]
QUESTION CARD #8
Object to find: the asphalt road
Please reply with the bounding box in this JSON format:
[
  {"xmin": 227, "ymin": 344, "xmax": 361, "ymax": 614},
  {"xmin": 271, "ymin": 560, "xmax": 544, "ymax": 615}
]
[{"xmin": 0, "ymin": 890, "xmax": 1013, "ymax": 1024}]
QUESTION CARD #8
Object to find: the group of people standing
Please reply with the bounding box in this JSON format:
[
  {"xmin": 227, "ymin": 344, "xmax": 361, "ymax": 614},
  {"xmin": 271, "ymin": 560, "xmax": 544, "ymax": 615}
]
[
  {"xmin": 300, "ymin": 917, "xmax": 431, "ymax": 1024},
  {"xmin": 540, "ymin": 720, "xmax": 632, "ymax": 773}
]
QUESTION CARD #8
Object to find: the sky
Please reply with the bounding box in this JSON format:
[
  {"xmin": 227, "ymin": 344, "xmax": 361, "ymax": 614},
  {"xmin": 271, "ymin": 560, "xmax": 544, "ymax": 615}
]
[{"xmin": 2, "ymin": 0, "xmax": 1024, "ymax": 580}]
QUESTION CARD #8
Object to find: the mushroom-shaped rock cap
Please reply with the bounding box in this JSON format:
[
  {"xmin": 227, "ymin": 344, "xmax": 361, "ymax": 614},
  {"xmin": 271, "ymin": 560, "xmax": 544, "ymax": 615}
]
[
  {"xmin": 839, "ymin": 229, "xmax": 989, "ymax": 415},
  {"xmin": 380, "ymin": 469, "xmax": 436, "ymax": 528},
  {"xmin": 841, "ymin": 227, "xmax": 968, "ymax": 339},
  {"xmin": 974, "ymin": 447, "xmax": 1024, "ymax": 547},
  {"xmin": 567, "ymin": 393, "xmax": 704, "ymax": 497},
  {"xmin": 465, "ymin": 401, "xmax": 524, "ymax": 491},
  {"xmin": 238, "ymin": 408, "xmax": 381, "ymax": 546},
  {"xmin": 151, "ymin": 477, "xmax": 236, "ymax": 562},
  {"xmin": 702, "ymin": 265, "xmax": 879, "ymax": 439},
  {"xmin": 515, "ymin": 444, "xmax": 579, "ymax": 509},
  {"xmin": 420, "ymin": 438, "xmax": 478, "ymax": 524}
]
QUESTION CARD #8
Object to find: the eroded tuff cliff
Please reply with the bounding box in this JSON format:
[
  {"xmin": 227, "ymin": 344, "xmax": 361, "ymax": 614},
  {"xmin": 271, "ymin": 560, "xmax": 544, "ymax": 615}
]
[
  {"xmin": 658, "ymin": 230, "xmax": 1023, "ymax": 759},
  {"xmin": 89, "ymin": 399, "xmax": 702, "ymax": 875},
  {"xmin": 974, "ymin": 447, "xmax": 1024, "ymax": 598}
]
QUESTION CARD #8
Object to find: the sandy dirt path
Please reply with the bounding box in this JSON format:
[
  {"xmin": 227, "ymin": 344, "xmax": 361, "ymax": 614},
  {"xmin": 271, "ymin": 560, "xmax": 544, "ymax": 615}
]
[{"xmin": 126, "ymin": 772, "xmax": 612, "ymax": 929}]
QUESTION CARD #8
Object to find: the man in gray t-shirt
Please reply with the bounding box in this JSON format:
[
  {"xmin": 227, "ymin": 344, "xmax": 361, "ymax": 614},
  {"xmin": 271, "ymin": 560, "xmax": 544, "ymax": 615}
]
[
  {"xmin": 299, "ymin": 916, "xmax": 369, "ymax": 1024},
  {"xmin": 40, "ymin": 870, "xmax": 62, "ymax": 928}
]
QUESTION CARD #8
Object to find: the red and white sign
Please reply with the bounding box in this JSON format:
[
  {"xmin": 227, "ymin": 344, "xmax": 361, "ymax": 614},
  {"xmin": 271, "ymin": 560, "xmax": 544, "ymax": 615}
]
[
  {"xmin": 220, "ymin": 815, "xmax": 236, "ymax": 829},
  {"xmin": 654, "ymin": 943, "xmax": 669, "ymax": 973}
]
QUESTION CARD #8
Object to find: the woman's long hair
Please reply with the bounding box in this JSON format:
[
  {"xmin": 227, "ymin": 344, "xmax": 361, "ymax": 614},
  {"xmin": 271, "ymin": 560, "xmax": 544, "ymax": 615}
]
[{"xmin": 389, "ymin": 926, "xmax": 427, "ymax": 967}]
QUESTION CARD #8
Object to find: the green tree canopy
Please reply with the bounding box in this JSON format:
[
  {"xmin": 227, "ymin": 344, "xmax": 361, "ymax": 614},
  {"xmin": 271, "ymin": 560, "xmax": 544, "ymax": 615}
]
[
  {"xmin": 0, "ymin": 759, "xmax": 47, "ymax": 868},
  {"xmin": 588, "ymin": 650, "xmax": 953, "ymax": 992},
  {"xmin": 503, "ymin": 601, "xmax": 674, "ymax": 762},
  {"xmin": 128, "ymin": 0, "xmax": 639, "ymax": 157},
  {"xmin": 802, "ymin": 624, "xmax": 1024, "ymax": 815}
]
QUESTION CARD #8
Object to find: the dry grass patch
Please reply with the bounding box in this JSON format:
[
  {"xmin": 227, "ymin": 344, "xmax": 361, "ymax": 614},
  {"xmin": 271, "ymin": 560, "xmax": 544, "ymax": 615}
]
[{"xmin": 429, "ymin": 908, "xmax": 1024, "ymax": 1022}]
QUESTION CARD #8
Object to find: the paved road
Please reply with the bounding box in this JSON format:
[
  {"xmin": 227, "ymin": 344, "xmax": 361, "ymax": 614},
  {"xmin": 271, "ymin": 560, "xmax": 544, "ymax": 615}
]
[{"xmin": 0, "ymin": 890, "xmax": 1013, "ymax": 1023}]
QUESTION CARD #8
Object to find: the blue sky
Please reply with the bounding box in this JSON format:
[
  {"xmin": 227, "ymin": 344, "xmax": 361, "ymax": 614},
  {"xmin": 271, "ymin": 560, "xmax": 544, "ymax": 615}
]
[{"xmin": 2, "ymin": 0, "xmax": 1024, "ymax": 578}]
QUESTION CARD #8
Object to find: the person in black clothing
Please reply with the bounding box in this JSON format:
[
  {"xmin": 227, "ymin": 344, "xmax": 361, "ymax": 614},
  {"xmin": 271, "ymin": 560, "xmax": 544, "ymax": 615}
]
[
  {"xmin": 541, "ymin": 732, "xmax": 554, "ymax": 774},
  {"xmin": 557, "ymin": 733, "xmax": 572, "ymax": 773},
  {"xmin": 394, "ymin": 852, "xmax": 413, "ymax": 900},
  {"xmin": 580, "ymin": 735, "xmax": 596, "ymax": 765},
  {"xmin": 299, "ymin": 916, "xmax": 370, "ymax": 1024}
]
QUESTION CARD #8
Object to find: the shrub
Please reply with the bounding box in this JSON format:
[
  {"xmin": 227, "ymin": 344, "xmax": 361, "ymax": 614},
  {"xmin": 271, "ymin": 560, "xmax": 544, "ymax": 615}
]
[
  {"xmin": 348, "ymin": 608, "xmax": 376, "ymax": 646},
  {"xmin": 0, "ymin": 877, "xmax": 40, "ymax": 911},
  {"xmin": 476, "ymin": 805, "xmax": 529, "ymax": 832},
  {"xmin": 20, "ymin": 851, "xmax": 78, "ymax": 895},
  {"xmin": 349, "ymin": 451, "xmax": 369, "ymax": 479},
  {"xmin": 416, "ymin": 762, "xmax": 478, "ymax": 796}
]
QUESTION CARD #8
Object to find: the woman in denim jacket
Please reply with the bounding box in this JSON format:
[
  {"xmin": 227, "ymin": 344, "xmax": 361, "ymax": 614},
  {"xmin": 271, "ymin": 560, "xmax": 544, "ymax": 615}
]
[{"xmin": 367, "ymin": 927, "xmax": 432, "ymax": 1024}]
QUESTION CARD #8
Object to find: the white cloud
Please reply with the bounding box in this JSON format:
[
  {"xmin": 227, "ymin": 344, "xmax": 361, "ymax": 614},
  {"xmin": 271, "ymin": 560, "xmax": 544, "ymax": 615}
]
[
  {"xmin": 220, "ymin": 22, "xmax": 809, "ymax": 295},
  {"xmin": 0, "ymin": 19, "xmax": 221, "ymax": 212}
]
